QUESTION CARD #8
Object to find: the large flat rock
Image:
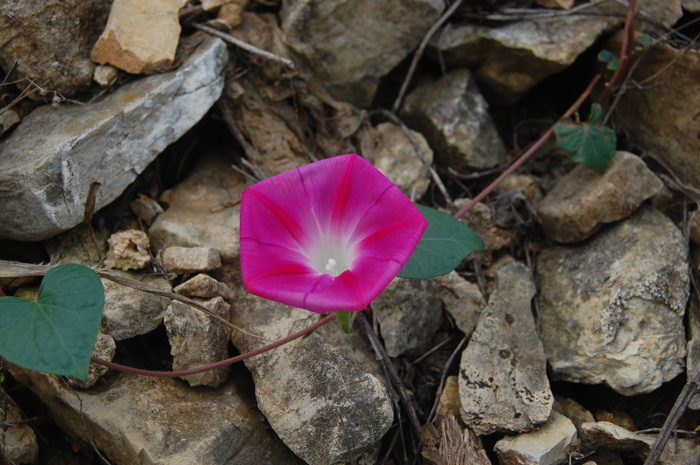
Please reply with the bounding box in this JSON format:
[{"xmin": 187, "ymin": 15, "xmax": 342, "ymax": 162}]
[{"xmin": 0, "ymin": 36, "xmax": 227, "ymax": 241}]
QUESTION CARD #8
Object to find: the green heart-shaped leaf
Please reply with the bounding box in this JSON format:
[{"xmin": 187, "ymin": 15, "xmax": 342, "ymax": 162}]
[
  {"xmin": 399, "ymin": 205, "xmax": 484, "ymax": 279},
  {"xmin": 0, "ymin": 264, "xmax": 104, "ymax": 380},
  {"xmin": 554, "ymin": 103, "xmax": 617, "ymax": 173}
]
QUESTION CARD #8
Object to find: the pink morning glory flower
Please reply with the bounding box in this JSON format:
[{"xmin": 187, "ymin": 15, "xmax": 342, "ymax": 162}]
[{"xmin": 239, "ymin": 153, "xmax": 428, "ymax": 313}]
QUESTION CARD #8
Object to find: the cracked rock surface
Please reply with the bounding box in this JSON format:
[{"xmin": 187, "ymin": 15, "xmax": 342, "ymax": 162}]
[{"xmin": 0, "ymin": 36, "xmax": 227, "ymax": 241}]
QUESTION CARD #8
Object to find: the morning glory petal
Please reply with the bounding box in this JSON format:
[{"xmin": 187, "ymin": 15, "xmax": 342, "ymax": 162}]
[{"xmin": 239, "ymin": 153, "xmax": 428, "ymax": 313}]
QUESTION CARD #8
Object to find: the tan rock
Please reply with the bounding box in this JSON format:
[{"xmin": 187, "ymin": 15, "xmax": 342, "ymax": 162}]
[
  {"xmin": 174, "ymin": 273, "xmax": 235, "ymax": 300},
  {"xmin": 105, "ymin": 229, "xmax": 151, "ymax": 270},
  {"xmin": 615, "ymin": 43, "xmax": 700, "ymax": 187},
  {"xmin": 580, "ymin": 421, "xmax": 699, "ymax": 465},
  {"xmin": 10, "ymin": 369, "xmax": 302, "ymax": 465},
  {"xmin": 402, "ymin": 68, "xmax": 507, "ymax": 171},
  {"xmin": 494, "ymin": 411, "xmax": 577, "ymax": 465},
  {"xmin": 0, "ymin": 401, "xmax": 38, "ymax": 464},
  {"xmin": 453, "ymin": 198, "xmax": 518, "ymax": 251},
  {"xmin": 91, "ymin": 0, "xmax": 188, "ymax": 74},
  {"xmin": 218, "ymin": 0, "xmax": 250, "ymax": 27},
  {"xmin": 163, "ymin": 246, "xmax": 222, "ymax": 273},
  {"xmin": 434, "ymin": 271, "xmax": 486, "ymax": 337},
  {"xmin": 67, "ymin": 332, "xmax": 117, "ymax": 389},
  {"xmin": 359, "ymin": 122, "xmax": 433, "ymax": 200},
  {"xmin": 537, "ymin": 207, "xmax": 688, "ymax": 395},
  {"xmin": 149, "ymin": 152, "xmax": 244, "ymax": 261},
  {"xmin": 165, "ymin": 297, "xmax": 231, "ymax": 387},
  {"xmin": 534, "ymin": 0, "xmax": 573, "ymax": 8},
  {"xmin": 537, "ymin": 151, "xmax": 663, "ymax": 243}
]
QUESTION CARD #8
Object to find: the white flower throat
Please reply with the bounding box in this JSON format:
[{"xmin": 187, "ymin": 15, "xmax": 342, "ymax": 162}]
[{"xmin": 310, "ymin": 238, "xmax": 354, "ymax": 278}]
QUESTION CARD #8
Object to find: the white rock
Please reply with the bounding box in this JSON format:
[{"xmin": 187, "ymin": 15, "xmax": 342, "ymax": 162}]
[
  {"xmin": 0, "ymin": 36, "xmax": 227, "ymax": 241},
  {"xmin": 537, "ymin": 207, "xmax": 689, "ymax": 395},
  {"xmin": 460, "ymin": 263, "xmax": 553, "ymax": 435},
  {"xmin": 494, "ymin": 411, "xmax": 577, "ymax": 465}
]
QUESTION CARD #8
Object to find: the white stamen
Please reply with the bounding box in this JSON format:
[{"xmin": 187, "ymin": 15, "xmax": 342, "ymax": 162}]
[{"xmin": 324, "ymin": 258, "xmax": 339, "ymax": 277}]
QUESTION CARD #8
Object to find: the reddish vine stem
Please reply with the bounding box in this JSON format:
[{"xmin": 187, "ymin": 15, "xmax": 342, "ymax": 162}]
[
  {"xmin": 453, "ymin": 73, "xmax": 602, "ymax": 220},
  {"xmin": 597, "ymin": 0, "xmax": 637, "ymax": 105},
  {"xmin": 91, "ymin": 314, "xmax": 335, "ymax": 377}
]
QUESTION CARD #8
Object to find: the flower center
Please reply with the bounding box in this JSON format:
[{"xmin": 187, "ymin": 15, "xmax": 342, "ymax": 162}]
[
  {"xmin": 309, "ymin": 238, "xmax": 354, "ymax": 278},
  {"xmin": 324, "ymin": 258, "xmax": 339, "ymax": 277}
]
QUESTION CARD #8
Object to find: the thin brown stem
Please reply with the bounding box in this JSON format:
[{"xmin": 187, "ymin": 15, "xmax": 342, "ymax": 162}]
[
  {"xmin": 391, "ymin": 0, "xmax": 464, "ymax": 113},
  {"xmin": 597, "ymin": 0, "xmax": 637, "ymax": 104},
  {"xmin": 91, "ymin": 314, "xmax": 335, "ymax": 378},
  {"xmin": 642, "ymin": 364, "xmax": 700, "ymax": 465},
  {"xmin": 453, "ymin": 74, "xmax": 602, "ymax": 219},
  {"xmin": 356, "ymin": 312, "xmax": 423, "ymax": 450}
]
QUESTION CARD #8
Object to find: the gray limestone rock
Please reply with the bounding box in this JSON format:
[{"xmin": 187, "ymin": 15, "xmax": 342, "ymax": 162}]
[
  {"xmin": 434, "ymin": 271, "xmax": 486, "ymax": 337},
  {"xmin": 428, "ymin": 14, "xmax": 618, "ymax": 102},
  {"xmin": 402, "ymin": 69, "xmax": 506, "ymax": 172},
  {"xmin": 537, "ymin": 151, "xmax": 663, "ymax": 243},
  {"xmin": 494, "ymin": 411, "xmax": 577, "ymax": 465},
  {"xmin": 373, "ymin": 277, "xmax": 442, "ymax": 357},
  {"xmin": 230, "ymin": 291, "xmax": 393, "ymax": 465},
  {"xmin": 164, "ymin": 297, "xmax": 232, "ymax": 387},
  {"xmin": 459, "ymin": 262, "xmax": 553, "ymax": 435},
  {"xmin": 10, "ymin": 369, "xmax": 303, "ymax": 465},
  {"xmin": 281, "ymin": 0, "xmax": 445, "ymax": 107},
  {"xmin": 537, "ymin": 207, "xmax": 689, "ymax": 395},
  {"xmin": 101, "ymin": 273, "xmax": 172, "ymax": 341},
  {"xmin": 0, "ymin": 36, "xmax": 227, "ymax": 241}
]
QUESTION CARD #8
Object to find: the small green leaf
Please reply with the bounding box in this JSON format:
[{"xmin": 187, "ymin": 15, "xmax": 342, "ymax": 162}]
[
  {"xmin": 335, "ymin": 311, "xmax": 353, "ymax": 334},
  {"xmin": 554, "ymin": 103, "xmax": 617, "ymax": 173},
  {"xmin": 399, "ymin": 205, "xmax": 484, "ymax": 279},
  {"xmin": 0, "ymin": 264, "xmax": 104, "ymax": 380},
  {"xmin": 636, "ymin": 33, "xmax": 653, "ymax": 51},
  {"xmin": 597, "ymin": 50, "xmax": 619, "ymax": 71}
]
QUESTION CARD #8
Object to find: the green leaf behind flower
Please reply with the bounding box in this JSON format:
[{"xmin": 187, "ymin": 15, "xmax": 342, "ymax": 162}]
[{"xmin": 399, "ymin": 205, "xmax": 484, "ymax": 279}]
